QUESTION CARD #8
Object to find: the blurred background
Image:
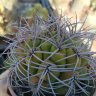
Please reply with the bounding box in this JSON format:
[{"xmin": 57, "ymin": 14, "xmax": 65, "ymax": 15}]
[
  {"xmin": 50, "ymin": 0, "xmax": 96, "ymax": 29},
  {"xmin": 0, "ymin": 0, "xmax": 96, "ymax": 51}
]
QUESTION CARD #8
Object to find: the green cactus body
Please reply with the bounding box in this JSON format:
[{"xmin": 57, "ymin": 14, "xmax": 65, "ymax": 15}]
[
  {"xmin": 28, "ymin": 51, "xmax": 42, "ymax": 75},
  {"xmin": 66, "ymin": 48, "xmax": 77, "ymax": 65},
  {"xmin": 17, "ymin": 39, "xmax": 42, "ymax": 75},
  {"xmin": 40, "ymin": 40, "xmax": 52, "ymax": 60},
  {"xmin": 50, "ymin": 46, "xmax": 66, "ymax": 65}
]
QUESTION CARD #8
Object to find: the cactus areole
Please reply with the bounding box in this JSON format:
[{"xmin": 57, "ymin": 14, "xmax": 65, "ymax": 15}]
[{"xmin": 3, "ymin": 4, "xmax": 96, "ymax": 96}]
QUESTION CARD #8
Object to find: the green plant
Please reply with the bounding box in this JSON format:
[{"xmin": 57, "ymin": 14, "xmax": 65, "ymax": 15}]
[{"xmin": 2, "ymin": 4, "xmax": 96, "ymax": 96}]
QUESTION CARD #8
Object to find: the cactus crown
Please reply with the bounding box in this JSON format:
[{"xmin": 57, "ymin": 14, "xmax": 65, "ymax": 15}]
[{"xmin": 2, "ymin": 4, "xmax": 96, "ymax": 96}]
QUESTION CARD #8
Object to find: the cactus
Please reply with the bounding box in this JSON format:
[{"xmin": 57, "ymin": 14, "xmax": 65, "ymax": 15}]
[
  {"xmin": 2, "ymin": 4, "xmax": 96, "ymax": 96},
  {"xmin": 24, "ymin": 3, "xmax": 48, "ymax": 19},
  {"xmin": 21, "ymin": 3, "xmax": 48, "ymax": 26},
  {"xmin": 3, "ymin": 17, "xmax": 96, "ymax": 96}
]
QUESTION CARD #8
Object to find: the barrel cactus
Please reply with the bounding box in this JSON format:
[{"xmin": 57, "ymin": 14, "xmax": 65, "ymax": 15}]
[{"xmin": 3, "ymin": 4, "xmax": 96, "ymax": 96}]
